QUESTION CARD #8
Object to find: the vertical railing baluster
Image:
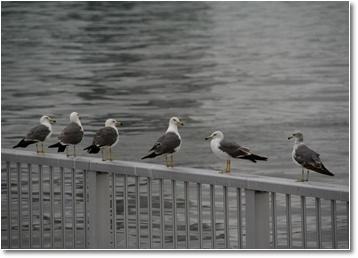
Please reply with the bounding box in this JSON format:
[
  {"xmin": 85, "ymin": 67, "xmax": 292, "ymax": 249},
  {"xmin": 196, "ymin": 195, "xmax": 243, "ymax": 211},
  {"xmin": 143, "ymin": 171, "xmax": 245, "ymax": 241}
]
[
  {"xmin": 135, "ymin": 176, "xmax": 140, "ymax": 249},
  {"xmin": 28, "ymin": 164, "xmax": 32, "ymax": 248},
  {"xmin": 83, "ymin": 170, "xmax": 87, "ymax": 248},
  {"xmin": 197, "ymin": 183, "xmax": 202, "ymax": 248},
  {"xmin": 72, "ymin": 169, "xmax": 76, "ymax": 248},
  {"xmin": 315, "ymin": 198, "xmax": 322, "ymax": 248},
  {"xmin": 50, "ymin": 166, "xmax": 54, "ymax": 248},
  {"xmin": 39, "ymin": 165, "xmax": 43, "ymax": 248},
  {"xmin": 148, "ymin": 177, "xmax": 152, "ymax": 248},
  {"xmin": 61, "ymin": 167, "xmax": 65, "ymax": 249},
  {"xmin": 7, "ymin": 162, "xmax": 12, "ymax": 249},
  {"xmin": 223, "ymin": 186, "xmax": 229, "ymax": 248},
  {"xmin": 286, "ymin": 194, "xmax": 292, "ymax": 248},
  {"xmin": 17, "ymin": 162, "xmax": 22, "ymax": 248},
  {"xmin": 210, "ymin": 185, "xmax": 216, "ymax": 249},
  {"xmin": 172, "ymin": 180, "xmax": 177, "ymax": 248},
  {"xmin": 271, "ymin": 192, "xmax": 277, "ymax": 249},
  {"xmin": 124, "ymin": 175, "xmax": 128, "ymax": 248},
  {"xmin": 331, "ymin": 200, "xmax": 337, "ymax": 248},
  {"xmin": 346, "ymin": 201, "xmax": 349, "ymax": 246},
  {"xmin": 160, "ymin": 179, "xmax": 165, "ymax": 248},
  {"xmin": 301, "ymin": 196, "xmax": 307, "ymax": 249},
  {"xmin": 184, "ymin": 181, "xmax": 190, "ymax": 249},
  {"xmin": 237, "ymin": 188, "xmax": 242, "ymax": 249},
  {"xmin": 112, "ymin": 173, "xmax": 117, "ymax": 248}
]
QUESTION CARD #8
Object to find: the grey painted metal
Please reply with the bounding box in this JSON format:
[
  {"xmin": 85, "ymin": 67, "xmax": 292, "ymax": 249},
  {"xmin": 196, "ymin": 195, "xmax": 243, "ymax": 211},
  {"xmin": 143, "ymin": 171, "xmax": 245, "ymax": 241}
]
[
  {"xmin": 315, "ymin": 197, "xmax": 322, "ymax": 248},
  {"xmin": 286, "ymin": 194, "xmax": 292, "ymax": 248},
  {"xmin": 271, "ymin": 192, "xmax": 277, "ymax": 248},
  {"xmin": 184, "ymin": 181, "xmax": 190, "ymax": 248},
  {"xmin": 39, "ymin": 164, "xmax": 43, "ymax": 248},
  {"xmin": 223, "ymin": 186, "xmax": 229, "ymax": 248},
  {"xmin": 245, "ymin": 189, "xmax": 270, "ymax": 249},
  {"xmin": 135, "ymin": 176, "xmax": 140, "ymax": 249},
  {"xmin": 61, "ymin": 167, "xmax": 65, "ymax": 248},
  {"xmin": 147, "ymin": 177, "xmax": 152, "ymax": 248},
  {"xmin": 17, "ymin": 162, "xmax": 22, "ymax": 248},
  {"xmin": 331, "ymin": 200, "xmax": 337, "ymax": 248},
  {"xmin": 96, "ymin": 172, "xmax": 111, "ymax": 248},
  {"xmin": 28, "ymin": 163, "xmax": 32, "ymax": 248},
  {"xmin": 210, "ymin": 185, "xmax": 216, "ymax": 248},
  {"xmin": 197, "ymin": 183, "xmax": 202, "ymax": 248},
  {"xmin": 72, "ymin": 168, "xmax": 76, "ymax": 248},
  {"xmin": 159, "ymin": 178, "xmax": 165, "ymax": 248},
  {"xmin": 172, "ymin": 180, "xmax": 177, "ymax": 249},
  {"xmin": 123, "ymin": 175, "xmax": 128, "ymax": 249},
  {"xmin": 7, "ymin": 162, "xmax": 11, "ymax": 248},
  {"xmin": 237, "ymin": 188, "xmax": 242, "ymax": 249},
  {"xmin": 86, "ymin": 171, "xmax": 97, "ymax": 248},
  {"xmin": 83, "ymin": 170, "xmax": 88, "ymax": 248},
  {"xmin": 2, "ymin": 149, "xmax": 348, "ymax": 201},
  {"xmin": 301, "ymin": 196, "xmax": 307, "ymax": 248},
  {"xmin": 112, "ymin": 173, "xmax": 117, "ymax": 248},
  {"xmin": 49, "ymin": 166, "xmax": 54, "ymax": 248}
]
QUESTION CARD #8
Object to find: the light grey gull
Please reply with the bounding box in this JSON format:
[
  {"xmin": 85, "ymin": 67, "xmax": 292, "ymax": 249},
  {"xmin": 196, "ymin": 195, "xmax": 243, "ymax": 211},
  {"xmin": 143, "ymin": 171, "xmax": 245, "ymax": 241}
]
[
  {"xmin": 141, "ymin": 116, "xmax": 184, "ymax": 167},
  {"xmin": 205, "ymin": 130, "xmax": 267, "ymax": 173},
  {"xmin": 288, "ymin": 131, "xmax": 334, "ymax": 181},
  {"xmin": 48, "ymin": 112, "xmax": 84, "ymax": 157},
  {"xmin": 13, "ymin": 115, "xmax": 56, "ymax": 153},
  {"xmin": 84, "ymin": 118, "xmax": 121, "ymax": 161}
]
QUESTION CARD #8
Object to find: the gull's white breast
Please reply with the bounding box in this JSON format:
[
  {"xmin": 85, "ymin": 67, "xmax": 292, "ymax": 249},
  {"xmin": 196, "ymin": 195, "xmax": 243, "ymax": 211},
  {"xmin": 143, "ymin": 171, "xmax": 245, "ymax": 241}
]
[{"xmin": 210, "ymin": 138, "xmax": 231, "ymax": 160}]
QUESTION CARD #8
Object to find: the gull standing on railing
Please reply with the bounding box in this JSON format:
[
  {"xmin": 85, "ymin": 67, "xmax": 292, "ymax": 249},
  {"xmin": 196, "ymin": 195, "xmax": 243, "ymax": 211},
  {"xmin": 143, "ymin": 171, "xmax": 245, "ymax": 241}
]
[
  {"xmin": 84, "ymin": 118, "xmax": 121, "ymax": 161},
  {"xmin": 13, "ymin": 115, "xmax": 56, "ymax": 153},
  {"xmin": 48, "ymin": 112, "xmax": 84, "ymax": 157},
  {"xmin": 205, "ymin": 130, "xmax": 267, "ymax": 173},
  {"xmin": 288, "ymin": 131, "xmax": 334, "ymax": 181},
  {"xmin": 142, "ymin": 116, "xmax": 184, "ymax": 167}
]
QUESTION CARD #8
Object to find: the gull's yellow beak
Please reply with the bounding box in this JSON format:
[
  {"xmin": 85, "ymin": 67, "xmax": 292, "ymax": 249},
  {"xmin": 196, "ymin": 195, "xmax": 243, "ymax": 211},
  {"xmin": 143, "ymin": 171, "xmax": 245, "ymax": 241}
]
[
  {"xmin": 205, "ymin": 135, "xmax": 212, "ymax": 141},
  {"xmin": 177, "ymin": 120, "xmax": 184, "ymax": 126},
  {"xmin": 115, "ymin": 121, "xmax": 122, "ymax": 127},
  {"xmin": 49, "ymin": 117, "xmax": 56, "ymax": 124},
  {"xmin": 288, "ymin": 135, "xmax": 293, "ymax": 140}
]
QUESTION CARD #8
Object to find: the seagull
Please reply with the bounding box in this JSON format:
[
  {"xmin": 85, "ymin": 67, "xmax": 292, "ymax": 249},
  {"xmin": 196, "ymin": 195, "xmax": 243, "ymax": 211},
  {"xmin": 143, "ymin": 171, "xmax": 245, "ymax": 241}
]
[
  {"xmin": 141, "ymin": 116, "xmax": 184, "ymax": 167},
  {"xmin": 205, "ymin": 130, "xmax": 267, "ymax": 173},
  {"xmin": 288, "ymin": 131, "xmax": 334, "ymax": 182},
  {"xmin": 48, "ymin": 112, "xmax": 84, "ymax": 157},
  {"xmin": 13, "ymin": 115, "xmax": 56, "ymax": 153},
  {"xmin": 84, "ymin": 118, "xmax": 121, "ymax": 161}
]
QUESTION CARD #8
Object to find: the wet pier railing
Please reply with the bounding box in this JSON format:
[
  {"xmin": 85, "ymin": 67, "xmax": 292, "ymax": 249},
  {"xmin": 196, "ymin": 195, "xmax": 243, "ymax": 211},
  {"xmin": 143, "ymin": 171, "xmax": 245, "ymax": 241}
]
[{"xmin": 1, "ymin": 148, "xmax": 349, "ymax": 249}]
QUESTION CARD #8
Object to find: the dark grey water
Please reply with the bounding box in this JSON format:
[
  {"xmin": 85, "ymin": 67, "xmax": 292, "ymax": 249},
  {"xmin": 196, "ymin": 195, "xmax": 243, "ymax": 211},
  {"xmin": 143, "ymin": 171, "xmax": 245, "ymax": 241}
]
[{"xmin": 1, "ymin": 2, "xmax": 349, "ymax": 185}]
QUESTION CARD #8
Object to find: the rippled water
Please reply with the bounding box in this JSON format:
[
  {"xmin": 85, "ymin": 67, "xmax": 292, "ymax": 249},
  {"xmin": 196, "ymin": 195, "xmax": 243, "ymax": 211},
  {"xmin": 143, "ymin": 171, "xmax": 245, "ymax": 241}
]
[{"xmin": 1, "ymin": 2, "xmax": 349, "ymax": 185}]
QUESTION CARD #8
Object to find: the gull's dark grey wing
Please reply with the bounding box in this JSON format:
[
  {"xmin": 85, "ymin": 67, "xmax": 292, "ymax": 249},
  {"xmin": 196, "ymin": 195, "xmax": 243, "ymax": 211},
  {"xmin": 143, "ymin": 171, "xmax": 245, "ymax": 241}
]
[
  {"xmin": 219, "ymin": 140, "xmax": 251, "ymax": 158},
  {"xmin": 26, "ymin": 124, "xmax": 51, "ymax": 142},
  {"xmin": 93, "ymin": 127, "xmax": 118, "ymax": 147},
  {"xmin": 59, "ymin": 122, "xmax": 83, "ymax": 145},
  {"xmin": 150, "ymin": 132, "xmax": 181, "ymax": 155},
  {"xmin": 294, "ymin": 144, "xmax": 333, "ymax": 176}
]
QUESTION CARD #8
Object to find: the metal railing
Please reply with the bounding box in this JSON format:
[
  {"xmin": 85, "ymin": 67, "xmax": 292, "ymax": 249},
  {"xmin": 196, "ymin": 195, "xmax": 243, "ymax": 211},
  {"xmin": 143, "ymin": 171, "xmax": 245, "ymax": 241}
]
[{"xmin": 1, "ymin": 148, "xmax": 349, "ymax": 249}]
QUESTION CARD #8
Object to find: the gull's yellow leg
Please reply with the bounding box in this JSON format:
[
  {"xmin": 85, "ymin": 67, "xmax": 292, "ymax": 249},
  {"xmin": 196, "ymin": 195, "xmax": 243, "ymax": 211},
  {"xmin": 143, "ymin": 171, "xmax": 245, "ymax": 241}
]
[
  {"xmin": 109, "ymin": 147, "xmax": 113, "ymax": 161},
  {"xmin": 165, "ymin": 155, "xmax": 168, "ymax": 167},
  {"xmin": 101, "ymin": 149, "xmax": 105, "ymax": 161},
  {"xmin": 41, "ymin": 143, "xmax": 45, "ymax": 153},
  {"xmin": 73, "ymin": 145, "xmax": 76, "ymax": 157},
  {"xmin": 170, "ymin": 155, "xmax": 174, "ymax": 168},
  {"xmin": 228, "ymin": 160, "xmax": 231, "ymax": 173},
  {"xmin": 305, "ymin": 170, "xmax": 310, "ymax": 182},
  {"xmin": 66, "ymin": 146, "xmax": 69, "ymax": 157},
  {"xmin": 297, "ymin": 167, "xmax": 305, "ymax": 182},
  {"xmin": 36, "ymin": 143, "xmax": 39, "ymax": 153}
]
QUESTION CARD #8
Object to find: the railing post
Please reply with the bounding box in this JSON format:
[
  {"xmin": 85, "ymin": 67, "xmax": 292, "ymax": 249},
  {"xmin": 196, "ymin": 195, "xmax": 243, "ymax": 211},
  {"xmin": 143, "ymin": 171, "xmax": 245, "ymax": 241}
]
[
  {"xmin": 245, "ymin": 189, "xmax": 270, "ymax": 249},
  {"xmin": 87, "ymin": 172, "xmax": 111, "ymax": 248}
]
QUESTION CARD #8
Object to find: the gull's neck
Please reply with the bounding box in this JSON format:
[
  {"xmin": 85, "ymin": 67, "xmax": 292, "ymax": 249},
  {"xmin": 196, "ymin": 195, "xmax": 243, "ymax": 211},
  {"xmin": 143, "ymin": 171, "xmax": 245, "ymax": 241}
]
[
  {"xmin": 166, "ymin": 122, "xmax": 179, "ymax": 135},
  {"xmin": 73, "ymin": 119, "xmax": 83, "ymax": 131},
  {"xmin": 108, "ymin": 124, "xmax": 119, "ymax": 135},
  {"xmin": 41, "ymin": 120, "xmax": 52, "ymax": 131}
]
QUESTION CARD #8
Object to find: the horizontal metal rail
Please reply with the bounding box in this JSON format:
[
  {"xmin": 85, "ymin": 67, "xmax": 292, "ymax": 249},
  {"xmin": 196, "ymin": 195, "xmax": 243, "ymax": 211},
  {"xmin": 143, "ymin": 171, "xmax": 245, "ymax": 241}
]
[
  {"xmin": 2, "ymin": 149, "xmax": 348, "ymax": 201},
  {"xmin": 1, "ymin": 149, "xmax": 349, "ymax": 249}
]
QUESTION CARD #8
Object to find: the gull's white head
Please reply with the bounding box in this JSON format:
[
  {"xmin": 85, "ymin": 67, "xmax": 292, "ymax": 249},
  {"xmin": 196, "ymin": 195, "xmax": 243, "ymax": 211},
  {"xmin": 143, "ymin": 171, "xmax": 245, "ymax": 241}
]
[
  {"xmin": 169, "ymin": 116, "xmax": 184, "ymax": 127},
  {"xmin": 205, "ymin": 130, "xmax": 224, "ymax": 141},
  {"xmin": 40, "ymin": 115, "xmax": 56, "ymax": 125},
  {"xmin": 288, "ymin": 130, "xmax": 304, "ymax": 142},
  {"xmin": 105, "ymin": 118, "xmax": 121, "ymax": 128},
  {"xmin": 70, "ymin": 112, "xmax": 81, "ymax": 123}
]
